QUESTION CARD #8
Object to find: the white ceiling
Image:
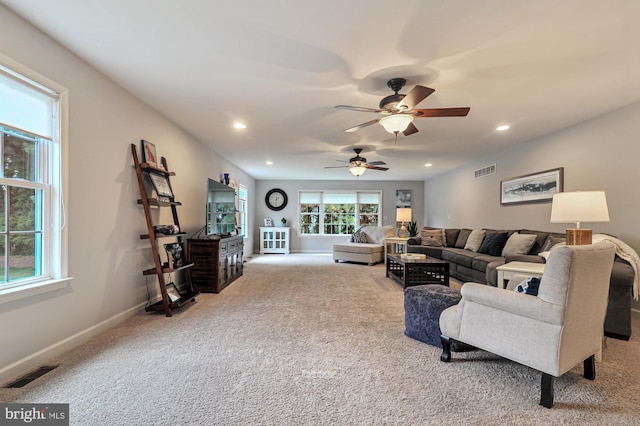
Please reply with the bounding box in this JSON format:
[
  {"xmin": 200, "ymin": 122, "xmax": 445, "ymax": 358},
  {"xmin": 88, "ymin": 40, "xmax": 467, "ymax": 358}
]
[{"xmin": 3, "ymin": 0, "xmax": 640, "ymax": 181}]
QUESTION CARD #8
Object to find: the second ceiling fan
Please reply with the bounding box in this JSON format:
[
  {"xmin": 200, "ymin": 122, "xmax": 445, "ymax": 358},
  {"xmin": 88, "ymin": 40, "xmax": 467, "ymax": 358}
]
[
  {"xmin": 324, "ymin": 148, "xmax": 388, "ymax": 177},
  {"xmin": 335, "ymin": 78, "xmax": 470, "ymax": 137}
]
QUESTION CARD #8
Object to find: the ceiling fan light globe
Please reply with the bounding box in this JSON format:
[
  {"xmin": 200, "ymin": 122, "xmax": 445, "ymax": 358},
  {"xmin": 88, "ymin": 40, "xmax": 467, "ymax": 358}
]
[
  {"xmin": 379, "ymin": 114, "xmax": 413, "ymax": 134},
  {"xmin": 349, "ymin": 165, "xmax": 367, "ymax": 177}
]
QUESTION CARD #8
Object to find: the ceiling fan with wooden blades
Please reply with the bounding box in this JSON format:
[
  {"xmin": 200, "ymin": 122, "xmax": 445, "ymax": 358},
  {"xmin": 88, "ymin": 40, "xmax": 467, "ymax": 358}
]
[
  {"xmin": 335, "ymin": 78, "xmax": 470, "ymax": 137},
  {"xmin": 324, "ymin": 148, "xmax": 388, "ymax": 177}
]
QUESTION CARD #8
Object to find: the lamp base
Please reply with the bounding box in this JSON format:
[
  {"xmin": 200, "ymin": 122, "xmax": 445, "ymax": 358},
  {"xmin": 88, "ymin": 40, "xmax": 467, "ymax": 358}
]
[
  {"xmin": 566, "ymin": 229, "xmax": 592, "ymax": 245},
  {"xmin": 397, "ymin": 224, "xmax": 409, "ymax": 238}
]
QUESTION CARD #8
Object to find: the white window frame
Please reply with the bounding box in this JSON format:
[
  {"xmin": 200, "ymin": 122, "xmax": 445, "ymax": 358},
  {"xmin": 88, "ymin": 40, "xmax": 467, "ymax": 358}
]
[
  {"xmin": 0, "ymin": 54, "xmax": 71, "ymax": 305},
  {"xmin": 238, "ymin": 184, "xmax": 247, "ymax": 237},
  {"xmin": 298, "ymin": 190, "xmax": 382, "ymax": 236}
]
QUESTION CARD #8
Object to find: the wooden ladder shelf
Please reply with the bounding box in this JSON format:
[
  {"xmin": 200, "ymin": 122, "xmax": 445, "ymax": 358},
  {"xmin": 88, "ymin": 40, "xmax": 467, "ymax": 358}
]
[{"xmin": 131, "ymin": 143, "xmax": 198, "ymax": 316}]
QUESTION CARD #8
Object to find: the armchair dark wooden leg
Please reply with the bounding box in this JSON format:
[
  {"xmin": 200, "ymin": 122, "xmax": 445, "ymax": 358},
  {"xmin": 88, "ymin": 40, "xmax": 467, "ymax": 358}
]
[
  {"xmin": 440, "ymin": 335, "xmax": 452, "ymax": 362},
  {"xmin": 540, "ymin": 373, "xmax": 554, "ymax": 408},
  {"xmin": 584, "ymin": 355, "xmax": 596, "ymax": 380}
]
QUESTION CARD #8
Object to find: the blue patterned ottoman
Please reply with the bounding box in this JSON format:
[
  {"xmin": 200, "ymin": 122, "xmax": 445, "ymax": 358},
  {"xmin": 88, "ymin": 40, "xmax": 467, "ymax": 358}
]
[{"xmin": 404, "ymin": 284, "xmax": 471, "ymax": 351}]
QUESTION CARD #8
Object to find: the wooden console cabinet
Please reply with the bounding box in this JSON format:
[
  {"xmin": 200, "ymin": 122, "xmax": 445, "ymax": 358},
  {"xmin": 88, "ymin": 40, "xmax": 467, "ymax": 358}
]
[{"xmin": 187, "ymin": 235, "xmax": 244, "ymax": 293}]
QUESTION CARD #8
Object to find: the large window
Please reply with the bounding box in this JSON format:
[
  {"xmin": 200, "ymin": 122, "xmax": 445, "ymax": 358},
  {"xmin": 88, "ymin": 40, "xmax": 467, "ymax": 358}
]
[
  {"xmin": 299, "ymin": 191, "xmax": 381, "ymax": 235},
  {"xmin": 0, "ymin": 59, "xmax": 67, "ymax": 298}
]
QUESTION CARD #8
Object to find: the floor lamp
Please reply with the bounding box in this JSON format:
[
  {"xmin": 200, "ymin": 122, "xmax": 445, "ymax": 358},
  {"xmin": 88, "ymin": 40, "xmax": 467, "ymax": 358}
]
[{"xmin": 550, "ymin": 191, "xmax": 610, "ymax": 245}]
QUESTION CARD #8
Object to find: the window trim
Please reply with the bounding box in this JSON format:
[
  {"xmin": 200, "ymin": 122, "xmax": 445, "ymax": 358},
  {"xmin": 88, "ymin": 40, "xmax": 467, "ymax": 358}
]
[
  {"xmin": 0, "ymin": 53, "xmax": 71, "ymax": 304},
  {"xmin": 238, "ymin": 184, "xmax": 247, "ymax": 237}
]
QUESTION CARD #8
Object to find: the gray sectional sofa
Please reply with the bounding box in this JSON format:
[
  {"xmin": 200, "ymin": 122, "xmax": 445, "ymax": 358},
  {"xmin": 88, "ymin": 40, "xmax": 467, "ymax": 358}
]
[{"xmin": 407, "ymin": 227, "xmax": 635, "ymax": 341}]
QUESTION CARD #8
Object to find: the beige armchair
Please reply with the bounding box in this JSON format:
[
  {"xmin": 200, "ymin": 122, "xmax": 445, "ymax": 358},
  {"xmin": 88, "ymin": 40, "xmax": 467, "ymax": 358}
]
[{"xmin": 439, "ymin": 243, "xmax": 615, "ymax": 408}]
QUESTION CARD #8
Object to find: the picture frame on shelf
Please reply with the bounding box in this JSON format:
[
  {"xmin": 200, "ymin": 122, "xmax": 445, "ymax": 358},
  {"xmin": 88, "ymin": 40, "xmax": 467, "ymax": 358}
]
[
  {"xmin": 165, "ymin": 282, "xmax": 181, "ymax": 303},
  {"xmin": 500, "ymin": 167, "xmax": 564, "ymax": 205},
  {"xmin": 141, "ymin": 140, "xmax": 158, "ymax": 167},
  {"xmin": 149, "ymin": 172, "xmax": 174, "ymax": 199},
  {"xmin": 164, "ymin": 243, "xmax": 184, "ymax": 268},
  {"xmin": 264, "ymin": 218, "xmax": 273, "ymax": 227}
]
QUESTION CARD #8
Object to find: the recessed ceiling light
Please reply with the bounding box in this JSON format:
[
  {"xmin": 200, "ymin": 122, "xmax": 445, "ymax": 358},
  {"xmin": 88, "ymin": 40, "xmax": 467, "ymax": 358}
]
[
  {"xmin": 233, "ymin": 122, "xmax": 247, "ymax": 129},
  {"xmin": 266, "ymin": 161, "xmax": 273, "ymax": 165},
  {"xmin": 424, "ymin": 163, "xmax": 433, "ymax": 167},
  {"xmin": 496, "ymin": 125, "xmax": 510, "ymax": 131}
]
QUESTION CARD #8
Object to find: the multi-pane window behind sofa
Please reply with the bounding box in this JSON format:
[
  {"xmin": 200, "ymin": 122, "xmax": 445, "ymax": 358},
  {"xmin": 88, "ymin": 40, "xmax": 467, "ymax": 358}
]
[{"xmin": 299, "ymin": 191, "xmax": 381, "ymax": 235}]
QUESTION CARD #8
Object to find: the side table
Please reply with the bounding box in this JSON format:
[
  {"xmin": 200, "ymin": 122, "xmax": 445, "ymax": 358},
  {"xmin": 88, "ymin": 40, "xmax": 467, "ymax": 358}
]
[
  {"xmin": 496, "ymin": 261, "xmax": 545, "ymax": 289},
  {"xmin": 384, "ymin": 237, "xmax": 410, "ymax": 262}
]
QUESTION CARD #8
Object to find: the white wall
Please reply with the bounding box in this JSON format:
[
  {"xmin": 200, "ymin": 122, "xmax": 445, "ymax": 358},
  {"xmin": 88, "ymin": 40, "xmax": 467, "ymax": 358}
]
[
  {"xmin": 0, "ymin": 5, "xmax": 255, "ymax": 382},
  {"xmin": 424, "ymin": 101, "xmax": 640, "ymax": 310},
  {"xmin": 255, "ymin": 180, "xmax": 424, "ymax": 253}
]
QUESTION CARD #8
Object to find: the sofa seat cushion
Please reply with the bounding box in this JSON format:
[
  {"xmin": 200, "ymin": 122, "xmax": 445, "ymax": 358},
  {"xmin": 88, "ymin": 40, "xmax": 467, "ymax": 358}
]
[
  {"xmin": 332, "ymin": 242, "xmax": 383, "ymax": 254},
  {"xmin": 441, "ymin": 248, "xmax": 477, "ymax": 268},
  {"xmin": 472, "ymin": 254, "xmax": 503, "ymax": 272}
]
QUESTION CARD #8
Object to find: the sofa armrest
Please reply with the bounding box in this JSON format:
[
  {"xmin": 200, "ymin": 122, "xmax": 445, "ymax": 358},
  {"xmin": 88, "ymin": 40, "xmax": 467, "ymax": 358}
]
[{"xmin": 461, "ymin": 283, "xmax": 563, "ymax": 324}]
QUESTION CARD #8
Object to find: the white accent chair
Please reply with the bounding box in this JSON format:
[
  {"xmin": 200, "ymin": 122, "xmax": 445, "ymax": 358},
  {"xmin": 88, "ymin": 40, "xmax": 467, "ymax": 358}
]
[{"xmin": 439, "ymin": 243, "xmax": 616, "ymax": 408}]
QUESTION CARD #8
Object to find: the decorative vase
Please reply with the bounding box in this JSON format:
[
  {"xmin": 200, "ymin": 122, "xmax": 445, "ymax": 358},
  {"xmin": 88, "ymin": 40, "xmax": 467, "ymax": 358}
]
[{"xmin": 223, "ymin": 173, "xmax": 230, "ymax": 185}]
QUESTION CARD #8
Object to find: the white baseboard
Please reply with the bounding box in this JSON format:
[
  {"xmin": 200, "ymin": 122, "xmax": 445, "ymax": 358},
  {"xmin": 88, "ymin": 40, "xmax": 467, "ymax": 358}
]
[{"xmin": 0, "ymin": 302, "xmax": 147, "ymax": 385}]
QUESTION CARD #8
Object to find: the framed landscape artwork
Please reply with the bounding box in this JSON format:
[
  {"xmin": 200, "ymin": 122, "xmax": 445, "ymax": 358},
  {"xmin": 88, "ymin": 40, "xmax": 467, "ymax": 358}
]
[{"xmin": 500, "ymin": 167, "xmax": 564, "ymax": 205}]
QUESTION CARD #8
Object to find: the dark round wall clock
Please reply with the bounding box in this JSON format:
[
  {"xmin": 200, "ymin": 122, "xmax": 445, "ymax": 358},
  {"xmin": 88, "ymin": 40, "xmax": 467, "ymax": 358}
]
[{"xmin": 265, "ymin": 188, "xmax": 288, "ymax": 211}]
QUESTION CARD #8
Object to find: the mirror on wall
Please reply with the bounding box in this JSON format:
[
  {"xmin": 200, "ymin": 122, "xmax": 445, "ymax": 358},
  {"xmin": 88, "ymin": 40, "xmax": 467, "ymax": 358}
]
[{"xmin": 206, "ymin": 178, "xmax": 236, "ymax": 236}]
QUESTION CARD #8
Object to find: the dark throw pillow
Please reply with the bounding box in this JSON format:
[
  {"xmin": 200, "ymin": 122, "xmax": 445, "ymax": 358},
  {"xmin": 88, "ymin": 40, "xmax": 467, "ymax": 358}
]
[
  {"xmin": 352, "ymin": 229, "xmax": 368, "ymax": 243},
  {"xmin": 515, "ymin": 277, "xmax": 541, "ymax": 296},
  {"xmin": 478, "ymin": 232, "xmax": 509, "ymax": 256}
]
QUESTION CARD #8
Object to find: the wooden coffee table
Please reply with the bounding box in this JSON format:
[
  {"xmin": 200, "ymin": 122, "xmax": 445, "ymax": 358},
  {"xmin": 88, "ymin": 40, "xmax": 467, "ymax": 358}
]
[{"xmin": 386, "ymin": 254, "xmax": 449, "ymax": 288}]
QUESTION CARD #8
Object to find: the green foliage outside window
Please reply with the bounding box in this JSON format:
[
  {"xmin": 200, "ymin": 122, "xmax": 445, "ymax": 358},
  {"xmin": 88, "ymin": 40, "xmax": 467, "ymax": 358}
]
[
  {"xmin": 299, "ymin": 194, "xmax": 381, "ymax": 236},
  {"xmin": 323, "ymin": 203, "xmax": 356, "ymax": 235},
  {"xmin": 0, "ymin": 131, "xmax": 41, "ymax": 282}
]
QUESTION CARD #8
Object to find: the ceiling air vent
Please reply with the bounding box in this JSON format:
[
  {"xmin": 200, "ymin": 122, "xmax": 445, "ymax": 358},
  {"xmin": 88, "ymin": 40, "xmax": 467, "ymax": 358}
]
[{"xmin": 474, "ymin": 164, "xmax": 496, "ymax": 178}]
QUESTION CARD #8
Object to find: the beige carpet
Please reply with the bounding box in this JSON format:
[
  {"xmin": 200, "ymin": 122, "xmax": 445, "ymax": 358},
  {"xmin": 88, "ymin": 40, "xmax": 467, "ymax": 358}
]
[{"xmin": 1, "ymin": 254, "xmax": 639, "ymax": 425}]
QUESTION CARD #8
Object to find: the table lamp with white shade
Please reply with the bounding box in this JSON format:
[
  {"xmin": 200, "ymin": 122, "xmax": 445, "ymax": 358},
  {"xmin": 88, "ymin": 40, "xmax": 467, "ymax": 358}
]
[
  {"xmin": 396, "ymin": 208, "xmax": 412, "ymax": 238},
  {"xmin": 550, "ymin": 191, "xmax": 610, "ymax": 245}
]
